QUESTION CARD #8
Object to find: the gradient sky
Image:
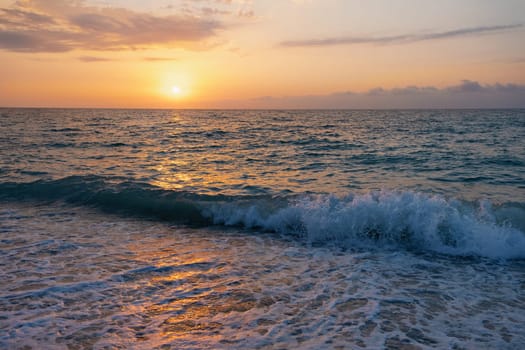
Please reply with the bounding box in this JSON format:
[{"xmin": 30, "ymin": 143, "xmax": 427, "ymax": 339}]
[{"xmin": 1, "ymin": 0, "xmax": 524, "ymax": 108}]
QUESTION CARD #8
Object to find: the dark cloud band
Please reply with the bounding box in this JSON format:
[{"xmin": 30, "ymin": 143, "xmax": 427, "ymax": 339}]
[{"xmin": 219, "ymin": 81, "xmax": 525, "ymax": 109}]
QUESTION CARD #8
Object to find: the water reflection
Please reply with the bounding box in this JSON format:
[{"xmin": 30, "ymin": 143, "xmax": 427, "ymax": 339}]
[
  {"xmin": 118, "ymin": 226, "xmax": 265, "ymax": 347},
  {"xmin": 2, "ymin": 204, "xmax": 525, "ymax": 349}
]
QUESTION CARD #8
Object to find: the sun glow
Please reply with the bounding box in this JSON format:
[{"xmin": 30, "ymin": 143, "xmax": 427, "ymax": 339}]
[{"xmin": 171, "ymin": 86, "xmax": 182, "ymax": 94}]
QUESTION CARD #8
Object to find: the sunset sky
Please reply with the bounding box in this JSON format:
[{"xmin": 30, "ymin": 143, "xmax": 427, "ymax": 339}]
[{"xmin": 1, "ymin": 0, "xmax": 524, "ymax": 108}]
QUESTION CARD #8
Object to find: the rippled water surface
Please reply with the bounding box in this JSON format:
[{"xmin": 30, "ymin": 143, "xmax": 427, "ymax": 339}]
[
  {"xmin": 1, "ymin": 109, "xmax": 524, "ymax": 349},
  {"xmin": 1, "ymin": 109, "xmax": 524, "ymax": 200}
]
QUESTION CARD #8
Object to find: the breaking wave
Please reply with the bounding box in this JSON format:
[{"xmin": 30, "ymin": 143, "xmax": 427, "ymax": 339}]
[{"xmin": 1, "ymin": 176, "xmax": 524, "ymax": 259}]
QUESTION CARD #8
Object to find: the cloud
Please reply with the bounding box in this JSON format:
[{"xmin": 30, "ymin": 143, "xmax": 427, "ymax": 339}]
[
  {"xmin": 77, "ymin": 55, "xmax": 113, "ymax": 62},
  {"xmin": 0, "ymin": 7, "xmax": 56, "ymax": 25},
  {"xmin": 0, "ymin": 0, "xmax": 227, "ymax": 52},
  {"xmin": 142, "ymin": 57, "xmax": 178, "ymax": 61},
  {"xmin": 74, "ymin": 55, "xmax": 181, "ymax": 62},
  {"xmin": 75, "ymin": 55, "xmax": 180, "ymax": 62},
  {"xmin": 214, "ymin": 81, "xmax": 525, "ymax": 109},
  {"xmin": 280, "ymin": 24, "xmax": 523, "ymax": 48},
  {"xmin": 446, "ymin": 80, "xmax": 483, "ymax": 93}
]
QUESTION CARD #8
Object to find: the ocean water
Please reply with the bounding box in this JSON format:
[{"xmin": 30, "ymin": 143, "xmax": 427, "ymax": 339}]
[{"xmin": 0, "ymin": 108, "xmax": 524, "ymax": 349}]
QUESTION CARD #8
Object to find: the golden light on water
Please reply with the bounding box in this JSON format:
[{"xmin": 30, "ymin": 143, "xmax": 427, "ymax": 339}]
[{"xmin": 120, "ymin": 234, "xmax": 248, "ymax": 346}]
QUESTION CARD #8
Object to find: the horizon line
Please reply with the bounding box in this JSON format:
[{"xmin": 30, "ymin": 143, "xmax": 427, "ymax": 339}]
[{"xmin": 2, "ymin": 106, "xmax": 525, "ymax": 111}]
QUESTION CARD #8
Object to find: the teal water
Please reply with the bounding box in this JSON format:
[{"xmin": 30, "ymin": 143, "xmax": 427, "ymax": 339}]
[{"xmin": 1, "ymin": 109, "xmax": 524, "ymax": 349}]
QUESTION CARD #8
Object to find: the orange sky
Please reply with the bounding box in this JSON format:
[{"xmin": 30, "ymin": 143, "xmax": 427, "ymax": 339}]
[{"xmin": 1, "ymin": 0, "xmax": 524, "ymax": 108}]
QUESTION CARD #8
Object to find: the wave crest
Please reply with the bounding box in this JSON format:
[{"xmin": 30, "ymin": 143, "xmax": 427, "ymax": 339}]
[
  {"xmin": 207, "ymin": 191, "xmax": 525, "ymax": 259},
  {"xmin": 1, "ymin": 176, "xmax": 524, "ymax": 259}
]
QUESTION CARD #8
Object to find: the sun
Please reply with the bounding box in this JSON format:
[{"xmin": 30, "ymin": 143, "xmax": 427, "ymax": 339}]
[{"xmin": 171, "ymin": 86, "xmax": 182, "ymax": 94}]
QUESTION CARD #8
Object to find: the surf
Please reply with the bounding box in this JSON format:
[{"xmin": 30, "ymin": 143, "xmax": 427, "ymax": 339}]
[{"xmin": 1, "ymin": 176, "xmax": 524, "ymax": 259}]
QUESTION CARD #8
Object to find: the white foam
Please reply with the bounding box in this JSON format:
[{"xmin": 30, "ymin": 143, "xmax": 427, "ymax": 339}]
[{"xmin": 206, "ymin": 190, "xmax": 525, "ymax": 259}]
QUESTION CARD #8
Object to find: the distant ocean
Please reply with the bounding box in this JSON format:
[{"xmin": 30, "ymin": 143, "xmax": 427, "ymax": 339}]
[{"xmin": 1, "ymin": 108, "xmax": 524, "ymax": 349}]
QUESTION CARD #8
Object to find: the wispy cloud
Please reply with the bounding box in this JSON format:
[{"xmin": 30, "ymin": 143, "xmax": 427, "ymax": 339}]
[
  {"xmin": 77, "ymin": 56, "xmax": 113, "ymax": 62},
  {"xmin": 142, "ymin": 57, "xmax": 178, "ymax": 62},
  {"xmin": 0, "ymin": 0, "xmax": 230, "ymax": 53},
  {"xmin": 75, "ymin": 56, "xmax": 180, "ymax": 63},
  {"xmin": 280, "ymin": 24, "xmax": 523, "ymax": 47},
  {"xmin": 215, "ymin": 81, "xmax": 525, "ymax": 109}
]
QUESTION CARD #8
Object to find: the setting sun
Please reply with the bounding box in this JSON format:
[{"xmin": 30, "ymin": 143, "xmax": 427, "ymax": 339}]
[{"xmin": 171, "ymin": 86, "xmax": 182, "ymax": 95}]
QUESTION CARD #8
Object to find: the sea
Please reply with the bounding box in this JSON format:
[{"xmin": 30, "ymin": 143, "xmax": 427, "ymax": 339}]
[{"xmin": 0, "ymin": 108, "xmax": 524, "ymax": 349}]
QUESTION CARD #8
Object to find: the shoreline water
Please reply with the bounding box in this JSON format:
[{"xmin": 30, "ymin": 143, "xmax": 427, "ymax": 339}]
[{"xmin": 1, "ymin": 202, "xmax": 524, "ymax": 349}]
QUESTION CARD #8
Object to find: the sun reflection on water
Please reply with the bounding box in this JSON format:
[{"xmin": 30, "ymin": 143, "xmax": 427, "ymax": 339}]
[{"xmin": 116, "ymin": 231, "xmax": 268, "ymax": 347}]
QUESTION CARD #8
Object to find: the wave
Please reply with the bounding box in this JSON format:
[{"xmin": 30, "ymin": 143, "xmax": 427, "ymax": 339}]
[
  {"xmin": 0, "ymin": 176, "xmax": 211, "ymax": 225},
  {"xmin": 1, "ymin": 176, "xmax": 524, "ymax": 259}
]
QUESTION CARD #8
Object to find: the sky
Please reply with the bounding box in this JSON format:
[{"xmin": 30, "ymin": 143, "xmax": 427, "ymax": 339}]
[{"xmin": 0, "ymin": 0, "xmax": 524, "ymax": 108}]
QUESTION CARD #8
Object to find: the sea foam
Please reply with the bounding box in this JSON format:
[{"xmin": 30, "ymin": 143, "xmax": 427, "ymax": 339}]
[{"xmin": 206, "ymin": 190, "xmax": 525, "ymax": 259}]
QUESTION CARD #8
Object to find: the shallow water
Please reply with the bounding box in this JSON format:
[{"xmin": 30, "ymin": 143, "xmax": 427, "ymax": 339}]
[
  {"xmin": 1, "ymin": 109, "xmax": 524, "ymax": 348},
  {"xmin": 1, "ymin": 203, "xmax": 524, "ymax": 349}
]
